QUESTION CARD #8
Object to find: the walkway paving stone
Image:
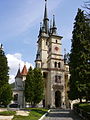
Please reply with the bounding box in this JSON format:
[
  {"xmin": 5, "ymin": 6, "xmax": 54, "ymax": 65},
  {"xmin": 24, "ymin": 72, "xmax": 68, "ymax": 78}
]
[
  {"xmin": 0, "ymin": 115, "xmax": 13, "ymax": 120},
  {"xmin": 43, "ymin": 109, "xmax": 83, "ymax": 120},
  {"xmin": 16, "ymin": 110, "xmax": 29, "ymax": 116}
]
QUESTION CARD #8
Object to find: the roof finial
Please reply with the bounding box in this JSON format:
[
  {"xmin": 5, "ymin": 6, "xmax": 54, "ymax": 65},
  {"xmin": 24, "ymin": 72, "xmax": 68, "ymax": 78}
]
[{"xmin": 0, "ymin": 44, "xmax": 3, "ymax": 50}]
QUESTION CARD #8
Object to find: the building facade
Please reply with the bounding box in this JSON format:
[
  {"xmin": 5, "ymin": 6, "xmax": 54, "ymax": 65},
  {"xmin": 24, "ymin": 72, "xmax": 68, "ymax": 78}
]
[
  {"xmin": 13, "ymin": 65, "xmax": 27, "ymax": 108},
  {"xmin": 13, "ymin": 0, "xmax": 69, "ymax": 108},
  {"xmin": 35, "ymin": 0, "xmax": 69, "ymax": 108}
]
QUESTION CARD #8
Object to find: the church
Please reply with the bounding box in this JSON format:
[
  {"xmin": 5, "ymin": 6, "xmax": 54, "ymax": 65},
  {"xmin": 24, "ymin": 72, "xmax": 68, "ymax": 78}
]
[{"xmin": 13, "ymin": 0, "xmax": 69, "ymax": 108}]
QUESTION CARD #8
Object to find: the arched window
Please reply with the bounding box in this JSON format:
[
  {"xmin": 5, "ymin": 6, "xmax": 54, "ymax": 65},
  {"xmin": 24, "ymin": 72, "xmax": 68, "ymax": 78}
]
[
  {"xmin": 54, "ymin": 62, "xmax": 57, "ymax": 68},
  {"xmin": 58, "ymin": 62, "xmax": 61, "ymax": 68}
]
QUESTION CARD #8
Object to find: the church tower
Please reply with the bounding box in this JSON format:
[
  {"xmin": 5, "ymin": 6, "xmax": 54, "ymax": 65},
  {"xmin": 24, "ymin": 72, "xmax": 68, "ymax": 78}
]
[{"xmin": 35, "ymin": 0, "xmax": 68, "ymax": 108}]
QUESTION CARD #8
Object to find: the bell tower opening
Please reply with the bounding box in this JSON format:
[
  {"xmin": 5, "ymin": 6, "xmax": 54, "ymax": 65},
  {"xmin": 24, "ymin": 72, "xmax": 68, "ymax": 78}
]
[{"xmin": 55, "ymin": 91, "xmax": 61, "ymax": 108}]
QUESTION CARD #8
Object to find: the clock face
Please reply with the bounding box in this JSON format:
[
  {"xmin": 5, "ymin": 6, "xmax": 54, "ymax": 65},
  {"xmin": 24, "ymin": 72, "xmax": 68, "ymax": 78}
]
[{"xmin": 55, "ymin": 46, "xmax": 59, "ymax": 51}]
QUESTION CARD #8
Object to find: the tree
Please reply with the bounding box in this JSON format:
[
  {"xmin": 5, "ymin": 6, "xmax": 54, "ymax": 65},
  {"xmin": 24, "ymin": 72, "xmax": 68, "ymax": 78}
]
[
  {"xmin": 25, "ymin": 66, "xmax": 34, "ymax": 104},
  {"xmin": 68, "ymin": 9, "xmax": 90, "ymax": 102},
  {"xmin": 25, "ymin": 67, "xmax": 44, "ymax": 106},
  {"xmin": 0, "ymin": 45, "xmax": 9, "ymax": 86},
  {"xmin": 0, "ymin": 44, "xmax": 12, "ymax": 106},
  {"xmin": 0, "ymin": 84, "xmax": 12, "ymax": 107},
  {"xmin": 33, "ymin": 68, "xmax": 44, "ymax": 106}
]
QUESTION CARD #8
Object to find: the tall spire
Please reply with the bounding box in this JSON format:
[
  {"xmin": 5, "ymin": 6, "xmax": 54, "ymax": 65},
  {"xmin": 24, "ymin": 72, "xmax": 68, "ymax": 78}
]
[
  {"xmin": 44, "ymin": 0, "xmax": 47, "ymax": 19},
  {"xmin": 43, "ymin": 0, "xmax": 49, "ymax": 34}
]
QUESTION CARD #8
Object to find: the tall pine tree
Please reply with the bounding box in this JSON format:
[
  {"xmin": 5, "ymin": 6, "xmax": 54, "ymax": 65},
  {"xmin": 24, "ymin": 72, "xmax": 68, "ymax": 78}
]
[
  {"xmin": 33, "ymin": 68, "xmax": 44, "ymax": 106},
  {"xmin": 0, "ymin": 45, "xmax": 9, "ymax": 86},
  {"xmin": 25, "ymin": 66, "xmax": 34, "ymax": 105},
  {"xmin": 0, "ymin": 44, "xmax": 12, "ymax": 106},
  {"xmin": 25, "ymin": 67, "xmax": 44, "ymax": 106},
  {"xmin": 68, "ymin": 9, "xmax": 90, "ymax": 102}
]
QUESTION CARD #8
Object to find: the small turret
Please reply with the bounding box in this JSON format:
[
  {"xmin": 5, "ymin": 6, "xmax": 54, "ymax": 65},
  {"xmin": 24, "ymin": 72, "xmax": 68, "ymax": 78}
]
[
  {"xmin": 21, "ymin": 64, "xmax": 28, "ymax": 76},
  {"xmin": 38, "ymin": 22, "xmax": 42, "ymax": 37},
  {"xmin": 36, "ymin": 51, "xmax": 41, "ymax": 61},
  {"xmin": 0, "ymin": 44, "xmax": 3, "ymax": 50},
  {"xmin": 52, "ymin": 15, "xmax": 57, "ymax": 35},
  {"xmin": 42, "ymin": 21, "xmax": 46, "ymax": 33},
  {"xmin": 49, "ymin": 20, "xmax": 52, "ymax": 34},
  {"xmin": 15, "ymin": 67, "xmax": 22, "ymax": 79},
  {"xmin": 64, "ymin": 49, "xmax": 69, "ymax": 64}
]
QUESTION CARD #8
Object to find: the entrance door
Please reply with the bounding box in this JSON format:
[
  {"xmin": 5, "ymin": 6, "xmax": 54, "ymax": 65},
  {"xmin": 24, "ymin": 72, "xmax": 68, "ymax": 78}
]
[{"xmin": 55, "ymin": 91, "xmax": 61, "ymax": 107}]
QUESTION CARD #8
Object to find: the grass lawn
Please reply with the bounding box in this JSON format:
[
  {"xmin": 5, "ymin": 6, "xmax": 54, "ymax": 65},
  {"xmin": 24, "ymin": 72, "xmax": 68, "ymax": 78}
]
[
  {"xmin": 0, "ymin": 111, "xmax": 16, "ymax": 116},
  {"xmin": 12, "ymin": 108, "xmax": 48, "ymax": 120}
]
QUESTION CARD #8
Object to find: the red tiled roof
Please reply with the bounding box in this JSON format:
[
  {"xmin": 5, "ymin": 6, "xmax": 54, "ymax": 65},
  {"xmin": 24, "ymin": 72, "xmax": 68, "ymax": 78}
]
[{"xmin": 21, "ymin": 65, "xmax": 28, "ymax": 76}]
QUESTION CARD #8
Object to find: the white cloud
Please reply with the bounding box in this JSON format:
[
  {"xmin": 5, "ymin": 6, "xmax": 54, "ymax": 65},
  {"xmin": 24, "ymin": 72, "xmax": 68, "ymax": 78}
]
[{"xmin": 6, "ymin": 53, "xmax": 33, "ymax": 84}]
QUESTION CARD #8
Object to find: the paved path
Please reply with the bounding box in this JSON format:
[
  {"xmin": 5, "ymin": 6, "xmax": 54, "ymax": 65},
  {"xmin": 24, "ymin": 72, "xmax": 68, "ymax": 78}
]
[
  {"xmin": 16, "ymin": 110, "xmax": 29, "ymax": 116},
  {"xmin": 43, "ymin": 109, "xmax": 83, "ymax": 120},
  {"xmin": 0, "ymin": 116, "xmax": 13, "ymax": 120}
]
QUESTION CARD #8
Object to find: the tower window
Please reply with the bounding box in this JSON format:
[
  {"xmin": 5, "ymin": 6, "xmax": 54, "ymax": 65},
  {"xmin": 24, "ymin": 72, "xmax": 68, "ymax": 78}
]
[
  {"xmin": 56, "ymin": 40, "xmax": 57, "ymax": 43},
  {"xmin": 55, "ymin": 75, "xmax": 61, "ymax": 83},
  {"xmin": 54, "ymin": 62, "xmax": 57, "ymax": 68},
  {"xmin": 58, "ymin": 62, "xmax": 61, "ymax": 68}
]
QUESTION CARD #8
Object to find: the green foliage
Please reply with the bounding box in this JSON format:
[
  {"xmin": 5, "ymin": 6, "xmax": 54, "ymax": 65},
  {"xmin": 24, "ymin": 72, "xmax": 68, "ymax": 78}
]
[
  {"xmin": 68, "ymin": 8, "xmax": 90, "ymax": 101},
  {"xmin": 0, "ymin": 47, "xmax": 9, "ymax": 86},
  {"xmin": 25, "ymin": 66, "xmax": 34, "ymax": 103},
  {"xmin": 25, "ymin": 67, "xmax": 44, "ymax": 106},
  {"xmin": 0, "ymin": 84, "xmax": 13, "ymax": 106},
  {"xmin": 33, "ymin": 68, "xmax": 44, "ymax": 105},
  {"xmin": 0, "ymin": 45, "xmax": 12, "ymax": 106}
]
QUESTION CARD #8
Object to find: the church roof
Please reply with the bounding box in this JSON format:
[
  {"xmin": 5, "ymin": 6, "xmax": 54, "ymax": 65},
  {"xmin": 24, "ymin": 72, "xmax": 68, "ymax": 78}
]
[
  {"xmin": 21, "ymin": 65, "xmax": 28, "ymax": 76},
  {"xmin": 15, "ymin": 68, "xmax": 22, "ymax": 78}
]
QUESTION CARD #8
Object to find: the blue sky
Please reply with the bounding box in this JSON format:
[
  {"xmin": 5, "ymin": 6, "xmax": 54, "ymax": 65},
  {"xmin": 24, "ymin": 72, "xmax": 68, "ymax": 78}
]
[{"xmin": 0, "ymin": 0, "xmax": 84, "ymax": 83}]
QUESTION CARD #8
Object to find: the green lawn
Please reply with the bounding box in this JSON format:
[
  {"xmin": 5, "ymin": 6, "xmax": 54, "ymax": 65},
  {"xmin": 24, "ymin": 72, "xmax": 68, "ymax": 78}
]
[
  {"xmin": 12, "ymin": 108, "xmax": 48, "ymax": 120},
  {"xmin": 0, "ymin": 111, "xmax": 16, "ymax": 116}
]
